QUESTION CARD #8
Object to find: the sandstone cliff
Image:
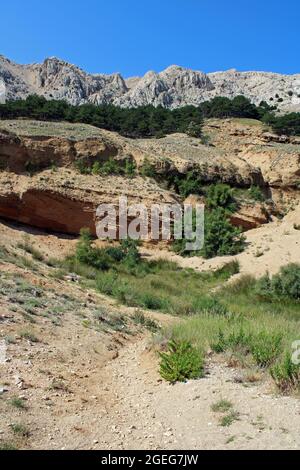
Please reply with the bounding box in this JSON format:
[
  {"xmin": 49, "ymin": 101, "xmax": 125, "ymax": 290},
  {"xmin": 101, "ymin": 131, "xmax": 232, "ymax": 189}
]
[{"xmin": 0, "ymin": 118, "xmax": 299, "ymax": 235}]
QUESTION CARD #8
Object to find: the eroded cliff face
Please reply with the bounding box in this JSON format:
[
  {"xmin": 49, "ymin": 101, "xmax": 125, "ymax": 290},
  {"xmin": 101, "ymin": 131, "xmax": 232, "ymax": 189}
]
[
  {"xmin": 0, "ymin": 118, "xmax": 299, "ymax": 236},
  {"xmin": 0, "ymin": 169, "xmax": 178, "ymax": 235}
]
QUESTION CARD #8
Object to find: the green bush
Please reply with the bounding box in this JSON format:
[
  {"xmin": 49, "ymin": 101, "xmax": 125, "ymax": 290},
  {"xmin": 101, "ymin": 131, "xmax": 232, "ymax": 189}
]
[
  {"xmin": 192, "ymin": 296, "xmax": 229, "ymax": 316},
  {"xmin": 159, "ymin": 340, "xmax": 204, "ymax": 383},
  {"xmin": 75, "ymin": 228, "xmax": 110, "ymax": 270},
  {"xmin": 201, "ymin": 208, "xmax": 245, "ymax": 259},
  {"xmin": 124, "ymin": 158, "xmax": 137, "ymax": 177},
  {"xmin": 211, "ymin": 327, "xmax": 252, "ymax": 354},
  {"xmin": 248, "ymin": 185, "xmax": 265, "ymax": 202},
  {"xmin": 250, "ymin": 331, "xmax": 283, "ymax": 367},
  {"xmin": 105, "ymin": 246, "xmax": 126, "ymax": 262},
  {"xmin": 98, "ymin": 158, "xmax": 123, "ymax": 175},
  {"xmin": 91, "ymin": 161, "xmax": 102, "ymax": 175},
  {"xmin": 139, "ymin": 158, "xmax": 156, "ymax": 178},
  {"xmin": 96, "ymin": 271, "xmax": 118, "ymax": 296},
  {"xmin": 74, "ymin": 157, "xmax": 91, "ymax": 174},
  {"xmin": 206, "ymin": 184, "xmax": 237, "ymax": 212},
  {"xmin": 211, "ymin": 327, "xmax": 282, "ymax": 367},
  {"xmin": 139, "ymin": 292, "xmax": 167, "ymax": 311},
  {"xmin": 174, "ymin": 170, "xmax": 203, "ymax": 198},
  {"xmin": 255, "ymin": 264, "xmax": 300, "ymax": 300},
  {"xmin": 271, "ymin": 353, "xmax": 300, "ymax": 392},
  {"xmin": 120, "ymin": 239, "xmax": 141, "ymax": 268},
  {"xmin": 92, "ymin": 158, "xmax": 135, "ymax": 176}
]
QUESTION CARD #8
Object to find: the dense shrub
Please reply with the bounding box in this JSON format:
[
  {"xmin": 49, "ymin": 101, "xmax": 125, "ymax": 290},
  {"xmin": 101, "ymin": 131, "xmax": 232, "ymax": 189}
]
[
  {"xmin": 271, "ymin": 113, "xmax": 300, "ymax": 136},
  {"xmin": 173, "ymin": 170, "xmax": 204, "ymax": 198},
  {"xmin": 201, "ymin": 208, "xmax": 245, "ymax": 259},
  {"xmin": 75, "ymin": 156, "xmax": 129, "ymax": 176},
  {"xmin": 173, "ymin": 206, "xmax": 245, "ymax": 259},
  {"xmin": 139, "ymin": 159, "xmax": 156, "ymax": 177},
  {"xmin": 159, "ymin": 340, "xmax": 204, "ymax": 383},
  {"xmin": 250, "ymin": 331, "xmax": 283, "ymax": 367},
  {"xmin": 94, "ymin": 158, "xmax": 123, "ymax": 176},
  {"xmin": 255, "ymin": 264, "xmax": 300, "ymax": 300},
  {"xmin": 211, "ymin": 327, "xmax": 283, "ymax": 367},
  {"xmin": 206, "ymin": 184, "xmax": 237, "ymax": 212},
  {"xmin": 271, "ymin": 353, "xmax": 300, "ymax": 392},
  {"xmin": 74, "ymin": 157, "xmax": 91, "ymax": 174},
  {"xmin": 75, "ymin": 228, "xmax": 111, "ymax": 270},
  {"xmin": 248, "ymin": 185, "xmax": 265, "ymax": 202}
]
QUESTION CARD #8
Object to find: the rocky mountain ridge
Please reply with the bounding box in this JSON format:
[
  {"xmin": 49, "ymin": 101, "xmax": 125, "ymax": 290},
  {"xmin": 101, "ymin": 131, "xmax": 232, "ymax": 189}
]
[{"xmin": 1, "ymin": 55, "xmax": 300, "ymax": 111}]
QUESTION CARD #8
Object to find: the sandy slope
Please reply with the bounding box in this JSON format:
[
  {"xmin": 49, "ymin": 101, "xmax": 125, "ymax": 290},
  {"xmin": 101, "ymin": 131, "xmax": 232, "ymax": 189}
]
[
  {"xmin": 143, "ymin": 203, "xmax": 300, "ymax": 278},
  {"xmin": 71, "ymin": 338, "xmax": 300, "ymax": 450},
  {"xmin": 0, "ymin": 216, "xmax": 299, "ymax": 450}
]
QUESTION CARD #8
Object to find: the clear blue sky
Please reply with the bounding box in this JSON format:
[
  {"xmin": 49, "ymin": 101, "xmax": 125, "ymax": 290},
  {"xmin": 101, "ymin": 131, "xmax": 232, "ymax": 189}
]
[{"xmin": 1, "ymin": 0, "xmax": 299, "ymax": 77}]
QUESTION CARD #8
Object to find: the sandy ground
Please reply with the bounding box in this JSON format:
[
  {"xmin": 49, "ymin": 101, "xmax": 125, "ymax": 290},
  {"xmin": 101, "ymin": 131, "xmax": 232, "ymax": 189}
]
[
  {"xmin": 142, "ymin": 203, "xmax": 300, "ymax": 278},
  {"xmin": 0, "ymin": 216, "xmax": 300, "ymax": 450},
  {"xmin": 38, "ymin": 337, "xmax": 300, "ymax": 450},
  {"xmin": 2, "ymin": 331, "xmax": 299, "ymax": 450}
]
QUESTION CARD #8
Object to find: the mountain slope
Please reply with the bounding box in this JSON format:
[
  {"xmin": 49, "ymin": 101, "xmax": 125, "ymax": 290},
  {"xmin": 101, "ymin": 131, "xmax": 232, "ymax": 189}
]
[{"xmin": 1, "ymin": 55, "xmax": 300, "ymax": 111}]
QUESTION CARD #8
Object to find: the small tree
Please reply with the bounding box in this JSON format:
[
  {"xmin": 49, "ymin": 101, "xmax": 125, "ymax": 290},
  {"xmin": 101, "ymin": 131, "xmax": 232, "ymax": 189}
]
[
  {"xmin": 201, "ymin": 208, "xmax": 245, "ymax": 259},
  {"xmin": 140, "ymin": 158, "xmax": 156, "ymax": 178},
  {"xmin": 75, "ymin": 228, "xmax": 110, "ymax": 270},
  {"xmin": 206, "ymin": 184, "xmax": 237, "ymax": 212},
  {"xmin": 185, "ymin": 120, "xmax": 203, "ymax": 138}
]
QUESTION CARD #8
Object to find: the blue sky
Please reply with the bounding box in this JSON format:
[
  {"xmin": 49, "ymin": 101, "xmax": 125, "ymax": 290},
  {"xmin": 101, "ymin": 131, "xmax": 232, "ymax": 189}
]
[{"xmin": 0, "ymin": 0, "xmax": 299, "ymax": 77}]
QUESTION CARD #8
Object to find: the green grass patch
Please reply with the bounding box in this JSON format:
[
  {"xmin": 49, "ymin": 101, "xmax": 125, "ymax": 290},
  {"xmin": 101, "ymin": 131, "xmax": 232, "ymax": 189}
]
[
  {"xmin": 9, "ymin": 397, "xmax": 28, "ymax": 410},
  {"xmin": 220, "ymin": 410, "xmax": 240, "ymax": 427},
  {"xmin": 211, "ymin": 399, "xmax": 233, "ymax": 413}
]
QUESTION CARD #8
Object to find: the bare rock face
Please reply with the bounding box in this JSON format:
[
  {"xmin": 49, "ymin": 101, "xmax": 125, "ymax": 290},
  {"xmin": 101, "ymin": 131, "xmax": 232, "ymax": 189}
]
[
  {"xmin": 1, "ymin": 55, "xmax": 300, "ymax": 111},
  {"xmin": 204, "ymin": 119, "xmax": 300, "ymax": 190},
  {"xmin": 0, "ymin": 78, "xmax": 5, "ymax": 103},
  {"xmin": 0, "ymin": 169, "xmax": 178, "ymax": 235},
  {"xmin": 0, "ymin": 56, "xmax": 128, "ymax": 105},
  {"xmin": 230, "ymin": 203, "xmax": 270, "ymax": 231},
  {"xmin": 115, "ymin": 66, "xmax": 214, "ymax": 108},
  {"xmin": 208, "ymin": 69, "xmax": 300, "ymax": 113}
]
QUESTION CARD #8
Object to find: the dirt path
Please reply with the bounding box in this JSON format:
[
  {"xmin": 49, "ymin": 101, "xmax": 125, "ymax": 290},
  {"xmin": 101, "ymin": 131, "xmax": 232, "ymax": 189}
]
[{"xmin": 87, "ymin": 337, "xmax": 300, "ymax": 451}]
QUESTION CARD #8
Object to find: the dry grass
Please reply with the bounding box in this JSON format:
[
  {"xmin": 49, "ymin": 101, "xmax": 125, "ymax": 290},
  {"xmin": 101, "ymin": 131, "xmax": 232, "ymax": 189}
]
[{"xmin": 0, "ymin": 119, "xmax": 104, "ymax": 140}]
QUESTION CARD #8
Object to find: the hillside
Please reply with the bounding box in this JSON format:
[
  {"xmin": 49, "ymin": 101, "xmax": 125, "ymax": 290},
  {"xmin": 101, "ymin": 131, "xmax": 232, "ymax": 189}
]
[
  {"xmin": 0, "ymin": 118, "xmax": 299, "ymax": 236},
  {"xmin": 0, "ymin": 117, "xmax": 299, "ymax": 450}
]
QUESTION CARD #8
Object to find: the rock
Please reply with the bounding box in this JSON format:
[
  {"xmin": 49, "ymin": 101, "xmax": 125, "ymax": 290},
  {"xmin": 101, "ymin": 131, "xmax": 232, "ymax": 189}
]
[
  {"xmin": 0, "ymin": 386, "xmax": 9, "ymax": 395},
  {"xmin": 0, "ymin": 78, "xmax": 5, "ymax": 104},
  {"xmin": 230, "ymin": 203, "xmax": 270, "ymax": 230},
  {"xmin": 1, "ymin": 55, "xmax": 300, "ymax": 112}
]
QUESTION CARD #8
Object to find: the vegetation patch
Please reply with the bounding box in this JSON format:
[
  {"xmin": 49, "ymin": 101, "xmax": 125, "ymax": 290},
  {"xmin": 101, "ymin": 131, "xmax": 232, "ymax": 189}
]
[
  {"xmin": 159, "ymin": 340, "xmax": 204, "ymax": 383},
  {"xmin": 0, "ymin": 94, "xmax": 282, "ymax": 139},
  {"xmin": 255, "ymin": 264, "xmax": 300, "ymax": 301}
]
